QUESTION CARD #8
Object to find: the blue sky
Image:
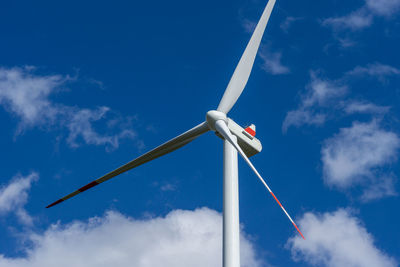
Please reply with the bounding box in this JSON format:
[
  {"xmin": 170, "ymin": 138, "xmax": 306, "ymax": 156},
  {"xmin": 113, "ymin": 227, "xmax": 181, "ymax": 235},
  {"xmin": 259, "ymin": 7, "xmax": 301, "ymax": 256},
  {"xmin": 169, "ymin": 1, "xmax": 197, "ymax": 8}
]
[{"xmin": 0, "ymin": 0, "xmax": 400, "ymax": 266}]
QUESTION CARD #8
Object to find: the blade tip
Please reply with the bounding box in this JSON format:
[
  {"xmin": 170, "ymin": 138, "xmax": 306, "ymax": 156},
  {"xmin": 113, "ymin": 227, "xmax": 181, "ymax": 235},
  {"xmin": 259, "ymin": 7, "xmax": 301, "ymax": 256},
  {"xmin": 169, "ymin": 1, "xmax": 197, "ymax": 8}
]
[
  {"xmin": 300, "ymin": 232, "xmax": 306, "ymax": 240},
  {"xmin": 292, "ymin": 222, "xmax": 306, "ymax": 240},
  {"xmin": 46, "ymin": 198, "xmax": 64, "ymax": 209},
  {"xmin": 298, "ymin": 229, "xmax": 306, "ymax": 240}
]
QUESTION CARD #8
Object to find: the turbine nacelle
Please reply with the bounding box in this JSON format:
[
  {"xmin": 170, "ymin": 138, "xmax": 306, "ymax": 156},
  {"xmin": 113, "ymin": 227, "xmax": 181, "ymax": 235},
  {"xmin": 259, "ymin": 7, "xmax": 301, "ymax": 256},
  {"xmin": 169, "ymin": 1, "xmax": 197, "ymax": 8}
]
[
  {"xmin": 206, "ymin": 110, "xmax": 262, "ymax": 157},
  {"xmin": 206, "ymin": 110, "xmax": 227, "ymax": 131}
]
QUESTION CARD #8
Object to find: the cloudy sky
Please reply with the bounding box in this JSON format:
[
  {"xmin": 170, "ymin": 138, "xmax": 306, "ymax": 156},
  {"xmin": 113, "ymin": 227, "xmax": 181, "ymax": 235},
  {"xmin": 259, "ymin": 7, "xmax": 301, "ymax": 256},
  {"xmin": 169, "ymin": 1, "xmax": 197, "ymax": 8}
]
[{"xmin": 1, "ymin": 0, "xmax": 399, "ymax": 266}]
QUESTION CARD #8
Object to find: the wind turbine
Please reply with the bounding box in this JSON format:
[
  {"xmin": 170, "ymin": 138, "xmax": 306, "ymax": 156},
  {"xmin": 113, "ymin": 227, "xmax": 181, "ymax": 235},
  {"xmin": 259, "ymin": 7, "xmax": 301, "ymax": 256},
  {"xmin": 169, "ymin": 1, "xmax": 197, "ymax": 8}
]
[{"xmin": 47, "ymin": 0, "xmax": 304, "ymax": 266}]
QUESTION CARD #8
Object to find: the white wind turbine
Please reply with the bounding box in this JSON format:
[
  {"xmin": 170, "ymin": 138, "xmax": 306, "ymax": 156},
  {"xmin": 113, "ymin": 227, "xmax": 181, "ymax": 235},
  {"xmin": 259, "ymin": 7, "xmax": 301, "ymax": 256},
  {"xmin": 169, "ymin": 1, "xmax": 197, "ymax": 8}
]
[{"xmin": 47, "ymin": 0, "xmax": 304, "ymax": 266}]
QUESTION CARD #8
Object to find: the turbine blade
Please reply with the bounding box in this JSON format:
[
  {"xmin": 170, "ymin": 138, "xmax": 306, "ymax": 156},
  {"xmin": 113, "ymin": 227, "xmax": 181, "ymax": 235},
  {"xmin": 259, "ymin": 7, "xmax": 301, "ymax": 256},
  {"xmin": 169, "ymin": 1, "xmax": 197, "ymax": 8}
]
[
  {"xmin": 215, "ymin": 120, "xmax": 305, "ymax": 239},
  {"xmin": 47, "ymin": 122, "xmax": 210, "ymax": 208},
  {"xmin": 217, "ymin": 0, "xmax": 277, "ymax": 114}
]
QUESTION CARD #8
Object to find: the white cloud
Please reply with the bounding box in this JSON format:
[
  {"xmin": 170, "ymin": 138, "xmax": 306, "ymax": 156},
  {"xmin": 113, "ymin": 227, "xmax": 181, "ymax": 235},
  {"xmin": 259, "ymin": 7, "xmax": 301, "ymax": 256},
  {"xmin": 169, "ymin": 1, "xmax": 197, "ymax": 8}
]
[
  {"xmin": 347, "ymin": 63, "xmax": 400, "ymax": 81},
  {"xmin": 287, "ymin": 209, "xmax": 397, "ymax": 267},
  {"xmin": 323, "ymin": 9, "xmax": 373, "ymax": 31},
  {"xmin": 242, "ymin": 19, "xmax": 257, "ymax": 34},
  {"xmin": 336, "ymin": 37, "xmax": 357, "ymax": 48},
  {"xmin": 360, "ymin": 175, "xmax": 397, "ymax": 202},
  {"xmin": 284, "ymin": 67, "xmax": 399, "ymax": 199},
  {"xmin": 280, "ymin": 17, "xmax": 302, "ymax": 33},
  {"xmin": 160, "ymin": 183, "xmax": 177, "ymax": 192},
  {"xmin": 0, "ymin": 66, "xmax": 135, "ymax": 150},
  {"xmin": 302, "ymin": 74, "xmax": 347, "ymax": 107},
  {"xmin": 0, "ymin": 208, "xmax": 263, "ymax": 267},
  {"xmin": 260, "ymin": 49, "xmax": 290, "ymax": 75},
  {"xmin": 0, "ymin": 173, "xmax": 38, "ymax": 226},
  {"xmin": 283, "ymin": 63, "xmax": 398, "ymax": 132},
  {"xmin": 283, "ymin": 73, "xmax": 347, "ymax": 132},
  {"xmin": 344, "ymin": 101, "xmax": 390, "ymax": 115},
  {"xmin": 0, "ymin": 67, "xmax": 65, "ymax": 128},
  {"xmin": 323, "ymin": 0, "xmax": 400, "ymax": 31},
  {"xmin": 282, "ymin": 109, "xmax": 326, "ymax": 132},
  {"xmin": 366, "ymin": 0, "xmax": 400, "ymax": 16},
  {"xmin": 66, "ymin": 107, "xmax": 135, "ymax": 150},
  {"xmin": 321, "ymin": 120, "xmax": 400, "ymax": 200}
]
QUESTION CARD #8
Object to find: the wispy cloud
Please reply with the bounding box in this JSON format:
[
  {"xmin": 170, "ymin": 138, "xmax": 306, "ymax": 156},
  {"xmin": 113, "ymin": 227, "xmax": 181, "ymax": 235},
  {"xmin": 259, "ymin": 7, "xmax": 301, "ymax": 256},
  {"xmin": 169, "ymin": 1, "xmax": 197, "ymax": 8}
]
[
  {"xmin": 344, "ymin": 101, "xmax": 390, "ymax": 115},
  {"xmin": 160, "ymin": 183, "xmax": 177, "ymax": 192},
  {"xmin": 323, "ymin": 8, "xmax": 373, "ymax": 31},
  {"xmin": 241, "ymin": 18, "xmax": 257, "ymax": 34},
  {"xmin": 284, "ymin": 65, "xmax": 400, "ymax": 201},
  {"xmin": 0, "ymin": 173, "xmax": 38, "ymax": 226},
  {"xmin": 360, "ymin": 174, "xmax": 397, "ymax": 202},
  {"xmin": 152, "ymin": 180, "xmax": 179, "ymax": 192},
  {"xmin": 283, "ymin": 63, "xmax": 399, "ymax": 132},
  {"xmin": 283, "ymin": 72, "xmax": 347, "ymax": 132},
  {"xmin": 287, "ymin": 209, "xmax": 398, "ymax": 267},
  {"xmin": 0, "ymin": 66, "xmax": 67, "ymax": 129},
  {"xmin": 240, "ymin": 12, "xmax": 290, "ymax": 76},
  {"xmin": 280, "ymin": 17, "xmax": 302, "ymax": 33},
  {"xmin": 346, "ymin": 63, "xmax": 400, "ymax": 82},
  {"xmin": 0, "ymin": 208, "xmax": 264, "ymax": 267},
  {"xmin": 366, "ymin": 0, "xmax": 400, "ymax": 16},
  {"xmin": 0, "ymin": 66, "xmax": 136, "ymax": 150},
  {"xmin": 283, "ymin": 110, "xmax": 326, "ymax": 132},
  {"xmin": 323, "ymin": 0, "xmax": 400, "ymax": 31},
  {"xmin": 260, "ymin": 48, "xmax": 290, "ymax": 75},
  {"xmin": 66, "ymin": 107, "xmax": 135, "ymax": 151},
  {"xmin": 301, "ymin": 73, "xmax": 347, "ymax": 107},
  {"xmin": 321, "ymin": 120, "xmax": 400, "ymax": 201}
]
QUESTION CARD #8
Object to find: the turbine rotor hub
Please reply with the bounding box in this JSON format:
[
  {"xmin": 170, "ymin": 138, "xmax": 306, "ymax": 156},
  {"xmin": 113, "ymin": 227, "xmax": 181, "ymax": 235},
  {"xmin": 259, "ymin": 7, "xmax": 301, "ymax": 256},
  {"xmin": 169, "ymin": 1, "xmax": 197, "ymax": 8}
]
[{"xmin": 206, "ymin": 110, "xmax": 227, "ymax": 131}]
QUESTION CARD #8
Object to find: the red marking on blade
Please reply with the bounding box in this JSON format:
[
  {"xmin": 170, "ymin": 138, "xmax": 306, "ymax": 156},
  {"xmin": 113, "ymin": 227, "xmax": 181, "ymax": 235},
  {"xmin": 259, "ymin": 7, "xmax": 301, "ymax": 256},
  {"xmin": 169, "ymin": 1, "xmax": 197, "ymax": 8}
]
[
  {"xmin": 46, "ymin": 198, "xmax": 64, "ymax": 208},
  {"xmin": 78, "ymin": 181, "xmax": 99, "ymax": 192},
  {"xmin": 245, "ymin": 127, "xmax": 256, "ymax": 137},
  {"xmin": 270, "ymin": 192, "xmax": 283, "ymax": 207},
  {"xmin": 292, "ymin": 222, "xmax": 305, "ymax": 240}
]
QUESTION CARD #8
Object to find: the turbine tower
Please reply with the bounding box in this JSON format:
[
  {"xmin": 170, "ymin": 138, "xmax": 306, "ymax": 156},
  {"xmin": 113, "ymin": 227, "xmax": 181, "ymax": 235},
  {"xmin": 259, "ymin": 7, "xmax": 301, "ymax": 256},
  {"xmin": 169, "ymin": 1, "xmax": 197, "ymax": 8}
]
[{"xmin": 47, "ymin": 0, "xmax": 304, "ymax": 266}]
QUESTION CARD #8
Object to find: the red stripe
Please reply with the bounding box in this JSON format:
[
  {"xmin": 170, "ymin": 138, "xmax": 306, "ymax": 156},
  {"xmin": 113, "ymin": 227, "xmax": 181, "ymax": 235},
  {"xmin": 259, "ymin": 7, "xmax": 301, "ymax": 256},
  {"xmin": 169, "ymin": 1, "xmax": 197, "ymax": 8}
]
[
  {"xmin": 270, "ymin": 192, "xmax": 283, "ymax": 207},
  {"xmin": 78, "ymin": 181, "xmax": 99, "ymax": 192},
  {"xmin": 245, "ymin": 127, "xmax": 256, "ymax": 137},
  {"xmin": 292, "ymin": 222, "xmax": 305, "ymax": 240},
  {"xmin": 46, "ymin": 198, "xmax": 64, "ymax": 208}
]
